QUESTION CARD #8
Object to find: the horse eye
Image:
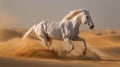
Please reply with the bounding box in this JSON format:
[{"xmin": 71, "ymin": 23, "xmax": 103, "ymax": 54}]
[{"xmin": 86, "ymin": 16, "xmax": 89, "ymax": 19}]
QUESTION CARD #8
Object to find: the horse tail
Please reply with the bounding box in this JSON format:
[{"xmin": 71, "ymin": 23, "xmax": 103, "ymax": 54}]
[{"xmin": 22, "ymin": 25, "xmax": 36, "ymax": 40}]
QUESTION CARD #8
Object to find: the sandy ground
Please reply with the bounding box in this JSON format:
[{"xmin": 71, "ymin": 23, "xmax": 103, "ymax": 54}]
[
  {"xmin": 0, "ymin": 28, "xmax": 120, "ymax": 67},
  {"xmin": 0, "ymin": 56, "xmax": 120, "ymax": 67}
]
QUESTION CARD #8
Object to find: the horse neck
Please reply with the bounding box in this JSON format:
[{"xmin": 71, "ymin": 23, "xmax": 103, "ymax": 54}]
[
  {"xmin": 71, "ymin": 16, "xmax": 81, "ymax": 35},
  {"xmin": 71, "ymin": 16, "xmax": 81, "ymax": 30}
]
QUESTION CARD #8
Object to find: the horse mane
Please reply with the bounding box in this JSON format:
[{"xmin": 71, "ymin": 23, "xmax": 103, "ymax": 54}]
[{"xmin": 62, "ymin": 9, "xmax": 86, "ymax": 21}]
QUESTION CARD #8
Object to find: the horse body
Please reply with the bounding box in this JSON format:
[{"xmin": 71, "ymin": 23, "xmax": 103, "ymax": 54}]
[
  {"xmin": 34, "ymin": 20, "xmax": 63, "ymax": 40},
  {"xmin": 33, "ymin": 19, "xmax": 80, "ymax": 40},
  {"xmin": 22, "ymin": 9, "xmax": 95, "ymax": 55}
]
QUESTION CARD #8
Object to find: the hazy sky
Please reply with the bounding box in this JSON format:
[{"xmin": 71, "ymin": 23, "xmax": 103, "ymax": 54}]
[{"xmin": 0, "ymin": 0, "xmax": 120, "ymax": 29}]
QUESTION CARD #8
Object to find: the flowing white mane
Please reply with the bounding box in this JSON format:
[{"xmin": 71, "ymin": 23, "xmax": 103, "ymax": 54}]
[{"xmin": 62, "ymin": 9, "xmax": 87, "ymax": 22}]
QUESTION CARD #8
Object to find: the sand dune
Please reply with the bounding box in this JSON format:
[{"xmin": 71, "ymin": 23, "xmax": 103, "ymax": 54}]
[
  {"xmin": 0, "ymin": 28, "xmax": 120, "ymax": 67},
  {"xmin": 80, "ymin": 30, "xmax": 120, "ymax": 59}
]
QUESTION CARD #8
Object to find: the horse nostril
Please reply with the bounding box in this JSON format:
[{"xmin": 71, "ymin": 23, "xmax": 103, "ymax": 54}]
[{"xmin": 90, "ymin": 25, "xmax": 94, "ymax": 29}]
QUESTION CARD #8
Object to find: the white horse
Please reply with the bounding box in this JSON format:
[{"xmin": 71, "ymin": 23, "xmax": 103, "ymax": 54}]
[{"xmin": 22, "ymin": 9, "xmax": 95, "ymax": 55}]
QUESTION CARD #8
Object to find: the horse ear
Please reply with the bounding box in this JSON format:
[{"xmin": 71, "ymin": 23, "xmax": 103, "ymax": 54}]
[{"xmin": 83, "ymin": 9, "xmax": 89, "ymax": 14}]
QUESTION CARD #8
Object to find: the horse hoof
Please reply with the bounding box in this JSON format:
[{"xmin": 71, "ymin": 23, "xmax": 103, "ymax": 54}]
[
  {"xmin": 63, "ymin": 50, "xmax": 67, "ymax": 53},
  {"xmin": 83, "ymin": 50, "xmax": 87, "ymax": 56},
  {"xmin": 83, "ymin": 51, "xmax": 86, "ymax": 56},
  {"xmin": 61, "ymin": 50, "xmax": 69, "ymax": 55},
  {"xmin": 82, "ymin": 48, "xmax": 87, "ymax": 56}
]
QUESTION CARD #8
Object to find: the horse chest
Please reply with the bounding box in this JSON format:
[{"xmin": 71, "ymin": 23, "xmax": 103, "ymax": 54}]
[{"xmin": 69, "ymin": 30, "xmax": 79, "ymax": 39}]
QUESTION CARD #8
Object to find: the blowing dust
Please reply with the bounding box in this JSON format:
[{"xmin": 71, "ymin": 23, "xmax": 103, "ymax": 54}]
[{"xmin": 0, "ymin": 28, "xmax": 120, "ymax": 61}]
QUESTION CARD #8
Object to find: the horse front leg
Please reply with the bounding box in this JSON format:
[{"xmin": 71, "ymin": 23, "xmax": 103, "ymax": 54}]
[
  {"xmin": 73, "ymin": 36, "xmax": 87, "ymax": 56},
  {"xmin": 64, "ymin": 38, "xmax": 75, "ymax": 54}
]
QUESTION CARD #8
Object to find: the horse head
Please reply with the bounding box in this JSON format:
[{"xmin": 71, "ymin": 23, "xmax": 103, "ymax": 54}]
[
  {"xmin": 80, "ymin": 9, "xmax": 95, "ymax": 29},
  {"xmin": 62, "ymin": 9, "xmax": 95, "ymax": 29}
]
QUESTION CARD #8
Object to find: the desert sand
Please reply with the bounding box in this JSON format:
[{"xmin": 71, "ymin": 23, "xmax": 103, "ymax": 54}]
[{"xmin": 0, "ymin": 28, "xmax": 120, "ymax": 67}]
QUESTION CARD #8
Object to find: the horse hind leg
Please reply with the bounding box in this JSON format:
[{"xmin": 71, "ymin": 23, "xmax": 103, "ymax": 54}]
[
  {"xmin": 42, "ymin": 34, "xmax": 52, "ymax": 47},
  {"xmin": 37, "ymin": 35, "xmax": 49, "ymax": 48},
  {"xmin": 42, "ymin": 37, "xmax": 53, "ymax": 50},
  {"xmin": 48, "ymin": 38, "xmax": 52, "ymax": 46},
  {"xmin": 43, "ymin": 37, "xmax": 49, "ymax": 46}
]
